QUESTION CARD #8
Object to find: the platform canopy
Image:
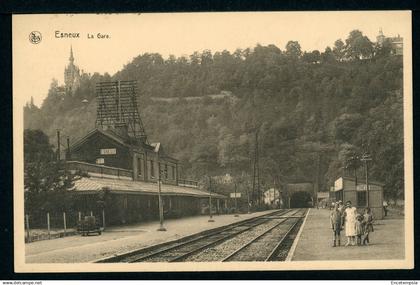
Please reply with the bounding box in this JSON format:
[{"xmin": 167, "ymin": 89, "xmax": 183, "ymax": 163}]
[{"xmin": 73, "ymin": 177, "xmax": 226, "ymax": 199}]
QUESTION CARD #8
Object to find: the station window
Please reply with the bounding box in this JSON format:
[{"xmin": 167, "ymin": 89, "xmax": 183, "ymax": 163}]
[
  {"xmin": 165, "ymin": 164, "xmax": 168, "ymax": 179},
  {"xmin": 357, "ymin": 191, "xmax": 367, "ymax": 207},
  {"xmin": 137, "ymin": 158, "xmax": 142, "ymax": 176},
  {"xmin": 150, "ymin": 160, "xmax": 154, "ymax": 178},
  {"xmin": 172, "ymin": 166, "xmax": 175, "ymax": 180}
]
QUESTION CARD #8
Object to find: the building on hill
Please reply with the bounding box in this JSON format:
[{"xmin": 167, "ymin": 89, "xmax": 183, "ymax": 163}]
[
  {"xmin": 64, "ymin": 46, "xmax": 81, "ymax": 94},
  {"xmin": 376, "ymin": 28, "xmax": 403, "ymax": 56},
  {"xmin": 65, "ymin": 80, "xmax": 227, "ymax": 225}
]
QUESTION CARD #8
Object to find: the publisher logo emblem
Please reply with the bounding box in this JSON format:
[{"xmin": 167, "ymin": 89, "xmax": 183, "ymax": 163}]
[{"xmin": 29, "ymin": 31, "xmax": 42, "ymax": 44}]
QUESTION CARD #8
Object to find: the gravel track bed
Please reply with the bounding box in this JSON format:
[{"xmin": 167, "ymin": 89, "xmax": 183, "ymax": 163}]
[
  {"xmin": 227, "ymin": 218, "xmax": 299, "ymax": 261},
  {"xmin": 108, "ymin": 210, "xmax": 295, "ymax": 263},
  {"xmin": 184, "ymin": 219, "xmax": 283, "ymax": 262},
  {"xmin": 272, "ymin": 219, "xmax": 303, "ymax": 261}
]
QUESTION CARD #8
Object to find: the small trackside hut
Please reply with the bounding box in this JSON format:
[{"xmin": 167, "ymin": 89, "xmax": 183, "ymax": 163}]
[
  {"xmin": 330, "ymin": 176, "xmax": 384, "ymax": 219},
  {"xmin": 64, "ymin": 80, "xmax": 227, "ymax": 225}
]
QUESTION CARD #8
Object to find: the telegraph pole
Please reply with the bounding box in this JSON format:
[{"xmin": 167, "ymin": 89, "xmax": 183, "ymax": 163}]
[
  {"xmin": 252, "ymin": 129, "xmax": 260, "ymax": 208},
  {"xmin": 234, "ymin": 182, "xmax": 239, "ymax": 217},
  {"xmin": 208, "ymin": 177, "xmax": 214, "ymax": 222},
  {"xmin": 246, "ymin": 182, "xmax": 251, "ymax": 214},
  {"xmin": 361, "ymin": 153, "xmax": 372, "ymax": 207},
  {"xmin": 66, "ymin": 136, "xmax": 71, "ymax": 160},
  {"xmin": 56, "ymin": 129, "xmax": 61, "ymax": 161},
  {"xmin": 157, "ymin": 153, "xmax": 166, "ymax": 231}
]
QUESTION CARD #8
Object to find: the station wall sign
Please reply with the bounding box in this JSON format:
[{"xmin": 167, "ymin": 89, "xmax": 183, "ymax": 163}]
[
  {"xmin": 100, "ymin": 148, "xmax": 117, "ymax": 155},
  {"xmin": 334, "ymin": 177, "xmax": 343, "ymax": 191},
  {"xmin": 230, "ymin": 193, "xmax": 241, "ymax": 198}
]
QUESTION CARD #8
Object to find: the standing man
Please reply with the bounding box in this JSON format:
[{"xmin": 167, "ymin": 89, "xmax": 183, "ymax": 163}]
[{"xmin": 330, "ymin": 202, "xmax": 343, "ymax": 247}]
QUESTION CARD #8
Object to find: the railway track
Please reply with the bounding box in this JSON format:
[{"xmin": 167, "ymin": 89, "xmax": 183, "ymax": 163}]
[
  {"xmin": 97, "ymin": 209, "xmax": 306, "ymax": 263},
  {"xmin": 223, "ymin": 209, "xmax": 306, "ymax": 262}
]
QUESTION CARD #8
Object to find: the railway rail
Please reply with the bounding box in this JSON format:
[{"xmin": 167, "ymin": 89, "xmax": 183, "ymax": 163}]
[{"xmin": 97, "ymin": 208, "xmax": 307, "ymax": 263}]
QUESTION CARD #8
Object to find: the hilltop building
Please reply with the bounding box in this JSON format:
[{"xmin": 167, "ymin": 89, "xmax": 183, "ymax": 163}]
[
  {"xmin": 376, "ymin": 28, "xmax": 403, "ymax": 56},
  {"xmin": 64, "ymin": 46, "xmax": 81, "ymax": 94}
]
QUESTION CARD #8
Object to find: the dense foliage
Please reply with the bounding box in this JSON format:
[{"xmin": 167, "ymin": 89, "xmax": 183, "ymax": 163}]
[
  {"xmin": 24, "ymin": 129, "xmax": 78, "ymax": 216},
  {"xmin": 24, "ymin": 30, "xmax": 404, "ymax": 200}
]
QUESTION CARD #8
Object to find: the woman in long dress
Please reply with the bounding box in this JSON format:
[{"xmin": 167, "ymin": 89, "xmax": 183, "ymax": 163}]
[{"xmin": 343, "ymin": 201, "xmax": 357, "ymax": 246}]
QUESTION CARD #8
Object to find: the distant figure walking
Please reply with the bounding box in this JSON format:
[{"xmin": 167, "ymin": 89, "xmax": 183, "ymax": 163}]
[
  {"xmin": 383, "ymin": 200, "xmax": 388, "ymax": 217},
  {"xmin": 330, "ymin": 203, "xmax": 343, "ymax": 247},
  {"xmin": 343, "ymin": 201, "xmax": 357, "ymax": 246}
]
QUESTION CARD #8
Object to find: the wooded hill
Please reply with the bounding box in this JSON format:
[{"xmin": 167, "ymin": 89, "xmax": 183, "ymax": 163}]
[{"xmin": 24, "ymin": 30, "xmax": 404, "ymax": 199}]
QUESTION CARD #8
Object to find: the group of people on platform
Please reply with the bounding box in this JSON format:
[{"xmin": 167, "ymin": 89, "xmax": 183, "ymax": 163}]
[{"xmin": 330, "ymin": 200, "xmax": 374, "ymax": 247}]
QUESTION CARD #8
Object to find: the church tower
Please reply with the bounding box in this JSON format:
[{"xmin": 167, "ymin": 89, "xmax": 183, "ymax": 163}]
[
  {"xmin": 64, "ymin": 46, "xmax": 81, "ymax": 94},
  {"xmin": 376, "ymin": 28, "xmax": 386, "ymax": 46}
]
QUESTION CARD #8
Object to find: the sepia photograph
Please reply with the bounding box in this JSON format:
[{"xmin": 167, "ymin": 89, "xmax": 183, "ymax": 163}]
[{"xmin": 12, "ymin": 11, "xmax": 413, "ymax": 272}]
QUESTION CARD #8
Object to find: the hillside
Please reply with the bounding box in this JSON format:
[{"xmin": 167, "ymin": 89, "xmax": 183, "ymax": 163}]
[{"xmin": 24, "ymin": 30, "xmax": 404, "ymax": 199}]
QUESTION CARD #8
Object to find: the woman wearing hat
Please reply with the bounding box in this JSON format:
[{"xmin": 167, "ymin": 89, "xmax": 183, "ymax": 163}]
[{"xmin": 343, "ymin": 200, "xmax": 357, "ymax": 246}]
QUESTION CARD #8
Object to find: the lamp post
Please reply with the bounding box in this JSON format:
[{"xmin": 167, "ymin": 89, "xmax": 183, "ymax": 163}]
[
  {"xmin": 234, "ymin": 182, "xmax": 239, "ymax": 217},
  {"xmin": 157, "ymin": 153, "xmax": 166, "ymax": 231},
  {"xmin": 208, "ymin": 176, "xmax": 214, "ymax": 222},
  {"xmin": 361, "ymin": 153, "xmax": 372, "ymax": 208}
]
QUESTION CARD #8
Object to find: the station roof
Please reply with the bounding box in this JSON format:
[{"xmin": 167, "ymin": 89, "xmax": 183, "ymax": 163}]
[
  {"xmin": 339, "ymin": 176, "xmax": 385, "ymax": 186},
  {"xmin": 72, "ymin": 177, "xmax": 227, "ymax": 199}
]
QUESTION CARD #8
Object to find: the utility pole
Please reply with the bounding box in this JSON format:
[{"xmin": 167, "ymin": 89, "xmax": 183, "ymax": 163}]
[
  {"xmin": 234, "ymin": 182, "xmax": 239, "ymax": 217},
  {"xmin": 252, "ymin": 129, "xmax": 260, "ymax": 208},
  {"xmin": 246, "ymin": 181, "xmax": 251, "ymax": 214},
  {"xmin": 56, "ymin": 129, "xmax": 61, "ymax": 161},
  {"xmin": 157, "ymin": 153, "xmax": 166, "ymax": 231},
  {"xmin": 208, "ymin": 177, "xmax": 214, "ymax": 222},
  {"xmin": 361, "ymin": 153, "xmax": 372, "ymax": 207},
  {"xmin": 66, "ymin": 136, "xmax": 71, "ymax": 160}
]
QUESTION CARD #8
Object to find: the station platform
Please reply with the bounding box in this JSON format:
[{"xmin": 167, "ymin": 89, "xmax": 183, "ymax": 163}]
[
  {"xmin": 25, "ymin": 210, "xmax": 278, "ymax": 263},
  {"xmin": 290, "ymin": 208, "xmax": 405, "ymax": 261}
]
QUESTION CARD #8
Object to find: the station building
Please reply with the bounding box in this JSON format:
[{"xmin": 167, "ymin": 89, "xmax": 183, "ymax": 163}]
[
  {"xmin": 330, "ymin": 176, "xmax": 384, "ymax": 219},
  {"xmin": 63, "ymin": 77, "xmax": 227, "ymax": 226},
  {"xmin": 66, "ymin": 127, "xmax": 227, "ymax": 225}
]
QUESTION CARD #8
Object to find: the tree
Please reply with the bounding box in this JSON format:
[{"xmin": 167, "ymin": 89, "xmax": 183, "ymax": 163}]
[
  {"xmin": 285, "ymin": 41, "xmax": 302, "ymax": 59},
  {"xmin": 345, "ymin": 30, "xmax": 374, "ymax": 60},
  {"xmin": 24, "ymin": 129, "xmax": 77, "ymax": 215},
  {"xmin": 302, "ymin": 50, "xmax": 321, "ymax": 64},
  {"xmin": 333, "ymin": 39, "xmax": 346, "ymax": 61},
  {"xmin": 321, "ymin": 47, "xmax": 335, "ymax": 63}
]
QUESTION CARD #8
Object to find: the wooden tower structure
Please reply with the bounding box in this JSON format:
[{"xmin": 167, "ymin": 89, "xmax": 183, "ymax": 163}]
[{"xmin": 95, "ymin": 80, "xmax": 147, "ymax": 144}]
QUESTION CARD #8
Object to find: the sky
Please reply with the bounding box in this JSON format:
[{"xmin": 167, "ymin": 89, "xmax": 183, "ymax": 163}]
[{"xmin": 13, "ymin": 11, "xmax": 411, "ymax": 107}]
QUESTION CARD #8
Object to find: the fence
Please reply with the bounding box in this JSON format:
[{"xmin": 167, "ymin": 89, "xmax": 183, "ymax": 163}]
[{"xmin": 24, "ymin": 209, "xmax": 106, "ymax": 243}]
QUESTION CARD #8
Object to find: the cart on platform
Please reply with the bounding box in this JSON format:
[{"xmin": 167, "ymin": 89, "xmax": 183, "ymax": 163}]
[{"xmin": 77, "ymin": 216, "xmax": 102, "ymax": 236}]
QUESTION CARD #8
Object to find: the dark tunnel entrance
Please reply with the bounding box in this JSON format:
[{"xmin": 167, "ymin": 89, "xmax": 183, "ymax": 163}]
[{"xmin": 290, "ymin": 191, "xmax": 313, "ymax": 208}]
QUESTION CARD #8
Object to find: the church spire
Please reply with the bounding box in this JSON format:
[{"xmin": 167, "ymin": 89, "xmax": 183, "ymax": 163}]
[{"xmin": 69, "ymin": 45, "xmax": 74, "ymax": 63}]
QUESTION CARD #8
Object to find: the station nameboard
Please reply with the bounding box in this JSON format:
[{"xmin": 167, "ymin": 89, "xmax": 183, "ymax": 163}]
[
  {"xmin": 100, "ymin": 148, "xmax": 117, "ymax": 155},
  {"xmin": 334, "ymin": 177, "xmax": 343, "ymax": 191},
  {"xmin": 230, "ymin": 193, "xmax": 241, "ymax": 198}
]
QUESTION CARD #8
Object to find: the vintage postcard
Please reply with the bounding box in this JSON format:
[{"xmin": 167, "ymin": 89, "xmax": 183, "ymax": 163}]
[{"xmin": 13, "ymin": 12, "xmax": 413, "ymax": 272}]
